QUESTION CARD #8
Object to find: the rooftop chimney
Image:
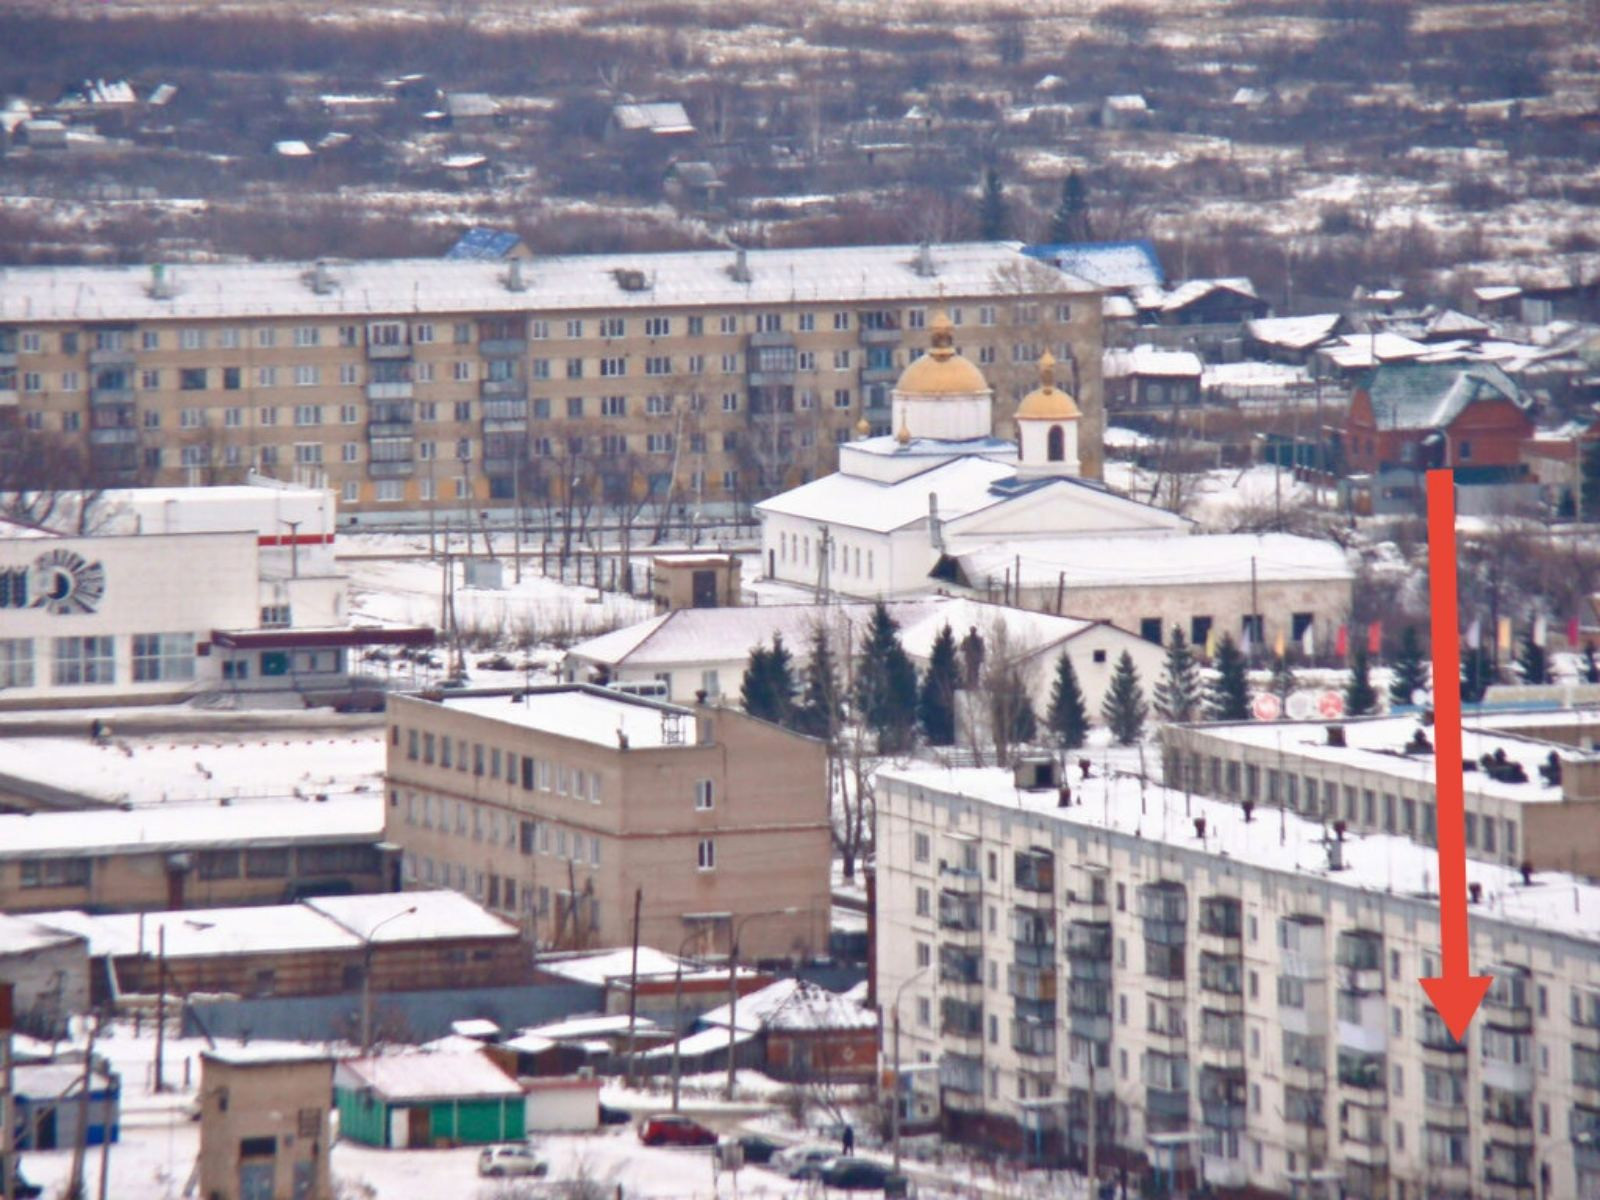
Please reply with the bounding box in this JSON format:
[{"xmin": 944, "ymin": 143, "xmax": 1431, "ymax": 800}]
[
  {"xmin": 309, "ymin": 260, "xmax": 336, "ymax": 295},
  {"xmin": 913, "ymin": 240, "xmax": 935, "ymax": 278},
  {"xmin": 1326, "ymin": 724, "xmax": 1347, "ymax": 748},
  {"xmin": 1468, "ymin": 881, "xmax": 1483, "ymax": 905},
  {"xmin": 505, "ymin": 258, "xmax": 528, "ymax": 292},
  {"xmin": 147, "ymin": 263, "xmax": 176, "ymax": 300},
  {"xmin": 1193, "ymin": 817, "xmax": 1207, "ymax": 839},
  {"xmin": 728, "ymin": 246, "xmax": 751, "ymax": 283}
]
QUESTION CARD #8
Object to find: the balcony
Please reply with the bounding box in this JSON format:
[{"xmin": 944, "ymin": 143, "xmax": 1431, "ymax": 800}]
[
  {"xmin": 367, "ymin": 421, "xmax": 415, "ymax": 439},
  {"xmin": 1482, "ymin": 1057, "xmax": 1535, "ymax": 1095},
  {"xmin": 368, "ymin": 459, "xmax": 415, "ymax": 479},
  {"xmin": 1066, "ymin": 921, "xmax": 1111, "ymax": 963},
  {"xmin": 1342, "ymin": 1137, "xmax": 1388, "ymax": 1169},
  {"xmin": 937, "ymin": 890, "xmax": 980, "ymax": 935},
  {"xmin": 938, "ymin": 862, "xmax": 982, "ymax": 892},
  {"xmin": 1146, "ymin": 1087, "xmax": 1190, "ymax": 1126},
  {"xmin": 1283, "ymin": 1063, "xmax": 1328, "ymax": 1093},
  {"xmin": 1067, "ymin": 1056, "xmax": 1114, "ymax": 1093},
  {"xmin": 1008, "ymin": 964, "xmax": 1057, "ymax": 1003},
  {"xmin": 481, "ymin": 377, "xmax": 528, "ymax": 398},
  {"xmin": 1012, "ymin": 1017, "xmax": 1056, "ymax": 1058},
  {"xmin": 860, "ymin": 365, "xmax": 898, "ymax": 385},
  {"xmin": 1014, "ymin": 848, "xmax": 1054, "ymax": 895},
  {"xmin": 859, "ymin": 326, "xmax": 902, "ymax": 346},
  {"xmin": 0, "ymin": 348, "xmax": 17, "ymax": 369},
  {"xmin": 0, "ymin": 387, "xmax": 16, "ymax": 407},
  {"xmin": 478, "ymin": 338, "xmax": 527, "ymax": 358},
  {"xmin": 748, "ymin": 330, "xmax": 795, "ymax": 350},
  {"xmin": 367, "ymin": 380, "xmax": 414, "ymax": 401},
  {"xmin": 89, "ymin": 347, "xmax": 136, "ymax": 367},
  {"xmin": 90, "ymin": 387, "xmax": 135, "ymax": 406},
  {"xmin": 87, "ymin": 427, "xmax": 139, "ymax": 446},
  {"xmin": 367, "ymin": 341, "xmax": 413, "ymax": 360},
  {"xmin": 939, "ymin": 1053, "xmax": 981, "ymax": 1095},
  {"xmin": 483, "ymin": 456, "xmax": 520, "ymax": 477},
  {"xmin": 939, "ymin": 998, "xmax": 983, "ymax": 1043},
  {"xmin": 1336, "ymin": 1049, "xmax": 1386, "ymax": 1091}
]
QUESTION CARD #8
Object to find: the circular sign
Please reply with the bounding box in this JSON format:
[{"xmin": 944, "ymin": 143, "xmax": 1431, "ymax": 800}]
[
  {"xmin": 1317, "ymin": 690, "xmax": 1346, "ymax": 719},
  {"xmin": 1286, "ymin": 690, "xmax": 1317, "ymax": 721},
  {"xmin": 1410, "ymin": 687, "xmax": 1432, "ymax": 708},
  {"xmin": 1252, "ymin": 692, "xmax": 1282, "ymax": 721}
]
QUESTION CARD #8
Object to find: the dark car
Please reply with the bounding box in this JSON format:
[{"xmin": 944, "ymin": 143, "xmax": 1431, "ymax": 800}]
[
  {"xmin": 639, "ymin": 1114, "xmax": 718, "ymax": 1147},
  {"xmin": 821, "ymin": 1157, "xmax": 909, "ymax": 1192},
  {"xmin": 598, "ymin": 1103, "xmax": 631, "ymax": 1126},
  {"xmin": 733, "ymin": 1134, "xmax": 783, "ymax": 1164}
]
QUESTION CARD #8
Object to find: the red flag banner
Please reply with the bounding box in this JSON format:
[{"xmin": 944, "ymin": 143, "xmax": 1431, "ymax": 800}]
[
  {"xmin": 1335, "ymin": 624, "xmax": 1349, "ymax": 658},
  {"xmin": 1367, "ymin": 621, "xmax": 1383, "ymax": 655},
  {"xmin": 1569, "ymin": 616, "xmax": 1581, "ymax": 648}
]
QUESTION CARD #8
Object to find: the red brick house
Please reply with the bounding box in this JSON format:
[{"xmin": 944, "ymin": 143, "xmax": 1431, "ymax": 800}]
[{"xmin": 1341, "ymin": 361, "xmax": 1532, "ymax": 474}]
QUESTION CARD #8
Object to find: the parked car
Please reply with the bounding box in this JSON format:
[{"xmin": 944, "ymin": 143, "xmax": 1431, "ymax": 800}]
[
  {"xmin": 731, "ymin": 1134, "xmax": 783, "ymax": 1164},
  {"xmin": 598, "ymin": 1102, "xmax": 631, "ymax": 1126},
  {"xmin": 477, "ymin": 1145, "xmax": 550, "ymax": 1178},
  {"xmin": 821, "ymin": 1157, "xmax": 909, "ymax": 1192},
  {"xmin": 639, "ymin": 1114, "xmax": 718, "ymax": 1147},
  {"xmin": 772, "ymin": 1143, "xmax": 839, "ymax": 1179}
]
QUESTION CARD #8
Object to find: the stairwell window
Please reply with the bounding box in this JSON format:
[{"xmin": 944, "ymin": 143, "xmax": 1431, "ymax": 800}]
[{"xmin": 695, "ymin": 779, "xmax": 714, "ymax": 811}]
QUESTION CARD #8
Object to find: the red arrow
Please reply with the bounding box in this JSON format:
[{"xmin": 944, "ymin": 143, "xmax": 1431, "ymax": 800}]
[{"xmin": 1420, "ymin": 468, "xmax": 1493, "ymax": 1040}]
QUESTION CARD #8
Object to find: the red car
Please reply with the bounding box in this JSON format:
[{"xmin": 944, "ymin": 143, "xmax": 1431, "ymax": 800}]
[{"xmin": 639, "ymin": 1114, "xmax": 718, "ymax": 1147}]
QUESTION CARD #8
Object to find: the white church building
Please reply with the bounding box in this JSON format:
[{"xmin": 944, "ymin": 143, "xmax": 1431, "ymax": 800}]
[{"xmin": 755, "ymin": 313, "xmax": 1352, "ymax": 653}]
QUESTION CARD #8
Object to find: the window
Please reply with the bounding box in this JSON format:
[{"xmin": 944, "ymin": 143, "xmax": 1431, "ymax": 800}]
[
  {"xmin": 600, "ymin": 357, "xmax": 627, "ymax": 377},
  {"xmin": 338, "ymin": 363, "xmax": 359, "ymax": 386},
  {"xmin": 257, "ymin": 367, "xmax": 278, "ymax": 388},
  {"xmin": 180, "ymin": 328, "xmax": 207, "ymax": 350},
  {"xmin": 833, "ymin": 350, "xmax": 851, "ymax": 370},
  {"xmin": 0, "ymin": 639, "xmax": 35, "ymax": 688},
  {"xmin": 20, "ymin": 857, "xmax": 91, "ymax": 889},
  {"xmin": 599, "ymin": 317, "xmax": 626, "ymax": 338},
  {"xmin": 695, "ymin": 779, "xmax": 715, "ymax": 810},
  {"xmin": 293, "ymin": 326, "xmax": 320, "ymax": 347},
  {"xmin": 53, "ymin": 636, "xmax": 116, "ymax": 685},
  {"xmin": 295, "ymin": 442, "xmax": 323, "ymax": 465},
  {"xmin": 293, "ymin": 404, "xmax": 323, "ymax": 426},
  {"xmin": 132, "ymin": 633, "xmax": 195, "ymax": 682},
  {"xmin": 697, "ymin": 839, "xmax": 716, "ymax": 870},
  {"xmin": 180, "ymin": 368, "xmax": 208, "ymax": 391},
  {"xmin": 294, "ymin": 365, "xmax": 320, "ymax": 388},
  {"xmin": 453, "ymin": 361, "xmax": 473, "ymax": 382}
]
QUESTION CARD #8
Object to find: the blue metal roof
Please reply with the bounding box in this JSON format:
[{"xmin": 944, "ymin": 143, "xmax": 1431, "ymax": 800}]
[
  {"xmin": 1022, "ymin": 240, "xmax": 1165, "ymax": 290},
  {"xmin": 445, "ymin": 228, "xmax": 523, "ymax": 261}
]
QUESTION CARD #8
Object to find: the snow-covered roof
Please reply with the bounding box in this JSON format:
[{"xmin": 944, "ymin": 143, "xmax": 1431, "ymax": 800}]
[
  {"xmin": 1246, "ymin": 313, "xmax": 1342, "ymax": 350},
  {"xmin": 1103, "ymin": 94, "xmax": 1149, "ymax": 111},
  {"xmin": 1426, "ymin": 308, "xmax": 1491, "ymax": 337},
  {"xmin": 0, "ymin": 913, "xmax": 86, "ymax": 956},
  {"xmin": 79, "ymin": 79, "xmax": 137, "ymax": 106},
  {"xmin": 534, "ymin": 946, "xmax": 730, "ymax": 986},
  {"xmin": 306, "ymin": 890, "xmax": 520, "ymax": 943},
  {"xmin": 450, "ymin": 1019, "xmax": 502, "ymax": 1039},
  {"xmin": 1161, "ymin": 277, "xmax": 1259, "ymax": 312},
  {"xmin": 338, "ymin": 1051, "xmax": 522, "ymax": 1101},
  {"xmin": 1201, "ymin": 361, "xmax": 1311, "ymax": 391},
  {"xmin": 429, "ymin": 687, "xmax": 694, "ymax": 750},
  {"xmin": 949, "ymin": 532, "xmax": 1352, "ymax": 590},
  {"xmin": 756, "ymin": 456, "xmax": 1015, "ymax": 533},
  {"xmin": 1103, "ymin": 295, "xmax": 1137, "ymax": 320},
  {"xmin": 640, "ymin": 1024, "xmax": 757, "ymax": 1058},
  {"xmin": 1362, "ymin": 361, "xmax": 1525, "ymax": 429},
  {"xmin": 0, "ymin": 730, "xmax": 383, "ymax": 810},
  {"xmin": 1181, "ymin": 715, "xmax": 1571, "ymax": 806},
  {"xmin": 1024, "ymin": 240, "xmax": 1164, "ymax": 291},
  {"xmin": 35, "ymin": 904, "xmax": 363, "ymax": 960},
  {"xmin": 1474, "ymin": 285, "xmax": 1523, "ymax": 303},
  {"xmin": 517, "ymin": 1014, "xmax": 660, "ymax": 1042},
  {"xmin": 446, "ymin": 92, "xmax": 499, "ymax": 118},
  {"xmin": 0, "ymin": 795, "xmax": 382, "ymax": 860},
  {"xmin": 880, "ymin": 763, "xmax": 1600, "ymax": 946},
  {"xmin": 202, "ymin": 1041, "xmax": 336, "ymax": 1067},
  {"xmin": 273, "ymin": 140, "xmax": 313, "ymax": 158},
  {"xmin": 697, "ymin": 978, "xmax": 877, "ymax": 1034},
  {"xmin": 1323, "ymin": 332, "xmax": 1430, "ymax": 369},
  {"xmin": 612, "ymin": 101, "xmax": 694, "ymax": 134},
  {"xmin": 1103, "ymin": 346, "xmax": 1203, "ymax": 379},
  {"xmin": 0, "ymin": 243, "xmax": 1092, "ymax": 324}
]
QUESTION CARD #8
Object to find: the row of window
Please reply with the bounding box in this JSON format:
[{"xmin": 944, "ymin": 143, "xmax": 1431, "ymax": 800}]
[
  {"xmin": 398, "ymin": 790, "xmax": 605, "ymax": 867},
  {"xmin": 779, "ymin": 530, "xmax": 875, "ymax": 581},
  {"xmin": 0, "ymin": 633, "xmax": 195, "ymax": 688}
]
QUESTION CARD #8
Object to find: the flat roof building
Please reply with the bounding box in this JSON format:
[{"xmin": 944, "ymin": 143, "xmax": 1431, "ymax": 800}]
[{"xmin": 384, "ymin": 685, "xmax": 831, "ymax": 962}]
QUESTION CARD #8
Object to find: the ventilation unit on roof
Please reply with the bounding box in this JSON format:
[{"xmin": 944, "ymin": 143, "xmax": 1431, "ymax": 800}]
[
  {"xmin": 727, "ymin": 246, "xmax": 751, "ymax": 284},
  {"xmin": 505, "ymin": 258, "xmax": 529, "ymax": 292},
  {"xmin": 913, "ymin": 240, "xmax": 936, "ymax": 278},
  {"xmin": 306, "ymin": 260, "xmax": 337, "ymax": 295},
  {"xmin": 613, "ymin": 268, "xmax": 647, "ymax": 292},
  {"xmin": 147, "ymin": 263, "xmax": 176, "ymax": 300}
]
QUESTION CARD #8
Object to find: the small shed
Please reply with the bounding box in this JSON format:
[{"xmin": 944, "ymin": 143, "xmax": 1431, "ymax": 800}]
[
  {"xmin": 651, "ymin": 553, "xmax": 742, "ymax": 611},
  {"xmin": 13, "ymin": 1059, "xmax": 120, "ymax": 1149},
  {"xmin": 521, "ymin": 1075, "xmax": 601, "ymax": 1132},
  {"xmin": 695, "ymin": 978, "xmax": 880, "ymax": 1084},
  {"xmin": 334, "ymin": 1051, "xmax": 524, "ymax": 1149}
]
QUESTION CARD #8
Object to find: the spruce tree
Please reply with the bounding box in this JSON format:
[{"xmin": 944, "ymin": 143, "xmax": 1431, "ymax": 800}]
[
  {"xmin": 1153, "ymin": 626, "xmax": 1203, "ymax": 723},
  {"xmin": 1462, "ymin": 645, "xmax": 1495, "ymax": 703},
  {"xmin": 856, "ymin": 603, "xmax": 920, "ymax": 753},
  {"xmin": 1207, "ymin": 634, "xmax": 1251, "ymax": 721},
  {"xmin": 796, "ymin": 625, "xmax": 843, "ymax": 740},
  {"xmin": 1045, "ymin": 651, "xmax": 1089, "ymax": 749},
  {"xmin": 1048, "ymin": 170, "xmax": 1092, "ymax": 243},
  {"xmin": 1345, "ymin": 642, "xmax": 1379, "ymax": 716},
  {"xmin": 740, "ymin": 643, "xmax": 775, "ymax": 721},
  {"xmin": 1586, "ymin": 640, "xmax": 1600, "ymax": 684},
  {"xmin": 1011, "ymin": 692, "xmax": 1039, "ymax": 745},
  {"xmin": 1389, "ymin": 624, "xmax": 1429, "ymax": 707},
  {"xmin": 1101, "ymin": 650, "xmax": 1149, "ymax": 745},
  {"xmin": 979, "ymin": 167, "xmax": 1007, "ymax": 240},
  {"xmin": 918, "ymin": 624, "xmax": 960, "ymax": 746},
  {"xmin": 1517, "ymin": 630, "xmax": 1548, "ymax": 685}
]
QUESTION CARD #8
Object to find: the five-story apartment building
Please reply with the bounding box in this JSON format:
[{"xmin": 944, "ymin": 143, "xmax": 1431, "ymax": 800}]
[{"xmin": 0, "ymin": 243, "xmax": 1100, "ymax": 515}]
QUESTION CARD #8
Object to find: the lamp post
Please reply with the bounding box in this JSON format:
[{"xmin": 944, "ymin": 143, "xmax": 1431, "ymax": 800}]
[
  {"xmin": 669, "ymin": 927, "xmax": 709, "ymax": 1113},
  {"xmin": 724, "ymin": 907, "xmax": 802, "ymax": 1100},
  {"xmin": 889, "ymin": 966, "xmax": 929, "ymax": 1173},
  {"xmin": 360, "ymin": 905, "xmax": 418, "ymax": 1053}
]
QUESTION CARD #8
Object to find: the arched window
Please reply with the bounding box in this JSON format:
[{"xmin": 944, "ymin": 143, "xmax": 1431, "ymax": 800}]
[{"xmin": 1047, "ymin": 425, "xmax": 1065, "ymax": 462}]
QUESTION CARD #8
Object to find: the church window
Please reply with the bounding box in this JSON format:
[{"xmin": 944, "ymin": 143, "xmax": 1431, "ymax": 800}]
[{"xmin": 1048, "ymin": 425, "xmax": 1065, "ymax": 462}]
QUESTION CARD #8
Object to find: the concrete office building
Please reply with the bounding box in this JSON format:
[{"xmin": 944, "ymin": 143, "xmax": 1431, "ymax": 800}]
[
  {"xmin": 384, "ymin": 686, "xmax": 830, "ymax": 962},
  {"xmin": 0, "ymin": 243, "xmax": 1101, "ymax": 515},
  {"xmin": 875, "ymin": 761, "xmax": 1600, "ymax": 1200}
]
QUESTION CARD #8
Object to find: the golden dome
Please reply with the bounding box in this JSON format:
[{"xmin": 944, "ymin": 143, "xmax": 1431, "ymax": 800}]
[
  {"xmin": 895, "ymin": 310, "xmax": 990, "ymax": 396},
  {"xmin": 855, "ymin": 416, "xmax": 871, "ymax": 437},
  {"xmin": 1015, "ymin": 351, "xmax": 1081, "ymax": 421}
]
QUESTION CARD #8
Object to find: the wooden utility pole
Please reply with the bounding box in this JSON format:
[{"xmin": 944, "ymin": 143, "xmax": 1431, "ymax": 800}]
[
  {"xmin": 153, "ymin": 926, "xmax": 167, "ymax": 1093},
  {"xmin": 624, "ymin": 887, "xmax": 643, "ymax": 1085},
  {"xmin": 66, "ymin": 1013, "xmax": 101, "ymax": 1200}
]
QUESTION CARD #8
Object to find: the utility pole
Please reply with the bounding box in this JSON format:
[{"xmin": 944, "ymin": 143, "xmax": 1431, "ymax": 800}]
[
  {"xmin": 1087, "ymin": 1054, "xmax": 1098, "ymax": 1190},
  {"xmin": 66, "ymin": 1012, "xmax": 101, "ymax": 1200},
  {"xmin": 624, "ymin": 888, "xmax": 642, "ymax": 1086},
  {"xmin": 280, "ymin": 519, "xmax": 302, "ymax": 579},
  {"xmin": 153, "ymin": 926, "xmax": 167, "ymax": 1094}
]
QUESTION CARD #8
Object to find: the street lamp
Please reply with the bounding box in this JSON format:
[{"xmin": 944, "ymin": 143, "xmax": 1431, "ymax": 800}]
[
  {"xmin": 669, "ymin": 926, "xmax": 711, "ymax": 1112},
  {"xmin": 889, "ymin": 965, "xmax": 929, "ymax": 1172},
  {"xmin": 360, "ymin": 905, "xmax": 418, "ymax": 1053},
  {"xmin": 724, "ymin": 907, "xmax": 803, "ymax": 1100}
]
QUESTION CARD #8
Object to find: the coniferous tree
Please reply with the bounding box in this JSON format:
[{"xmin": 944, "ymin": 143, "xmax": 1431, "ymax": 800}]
[
  {"xmin": 918, "ymin": 623, "xmax": 960, "ymax": 746},
  {"xmin": 1153, "ymin": 626, "xmax": 1203, "ymax": 723},
  {"xmin": 1045, "ymin": 651, "xmax": 1089, "ymax": 749},
  {"xmin": 1345, "ymin": 642, "xmax": 1379, "ymax": 716},
  {"xmin": 1207, "ymin": 634, "xmax": 1251, "ymax": 721},
  {"xmin": 796, "ymin": 625, "xmax": 843, "ymax": 739},
  {"xmin": 1517, "ymin": 630, "xmax": 1548, "ymax": 684},
  {"xmin": 1011, "ymin": 692, "xmax": 1039, "ymax": 745},
  {"xmin": 855, "ymin": 603, "xmax": 919, "ymax": 753},
  {"xmin": 1586, "ymin": 640, "xmax": 1600, "ymax": 684},
  {"xmin": 1389, "ymin": 625, "xmax": 1429, "ymax": 707},
  {"xmin": 979, "ymin": 167, "xmax": 1007, "ymax": 240},
  {"xmin": 1102, "ymin": 651, "xmax": 1149, "ymax": 745},
  {"xmin": 1048, "ymin": 170, "xmax": 1092, "ymax": 243},
  {"xmin": 740, "ymin": 643, "xmax": 775, "ymax": 721},
  {"xmin": 1462, "ymin": 645, "xmax": 1495, "ymax": 703}
]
